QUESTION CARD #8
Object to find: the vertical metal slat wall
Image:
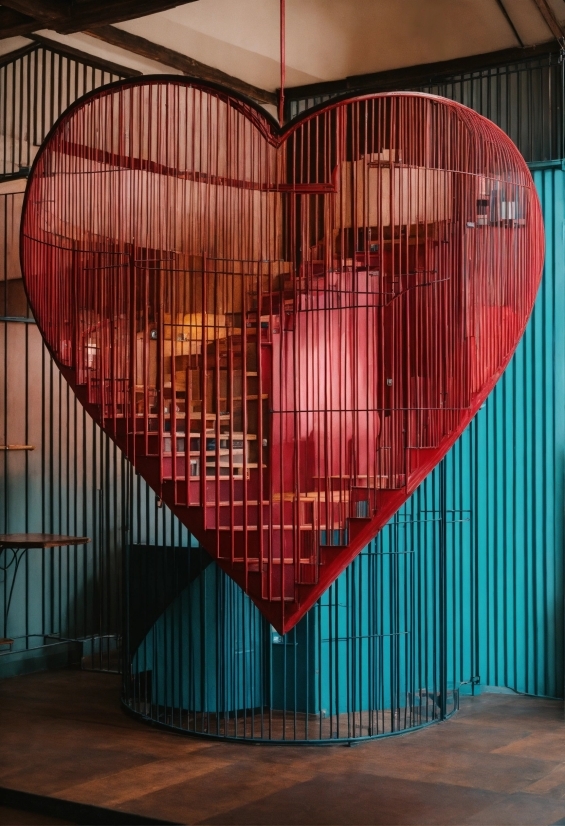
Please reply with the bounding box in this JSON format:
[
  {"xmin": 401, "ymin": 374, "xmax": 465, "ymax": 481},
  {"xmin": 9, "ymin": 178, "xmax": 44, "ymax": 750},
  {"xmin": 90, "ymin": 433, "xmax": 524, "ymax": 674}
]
[
  {"xmin": 0, "ymin": 43, "xmax": 133, "ymax": 671},
  {"xmin": 283, "ymin": 51, "xmax": 565, "ymax": 703}
]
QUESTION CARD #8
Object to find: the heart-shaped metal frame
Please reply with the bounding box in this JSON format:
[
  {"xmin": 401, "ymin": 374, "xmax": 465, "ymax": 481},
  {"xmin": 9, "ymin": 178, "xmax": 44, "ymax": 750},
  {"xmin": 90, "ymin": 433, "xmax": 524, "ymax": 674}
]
[{"xmin": 21, "ymin": 78, "xmax": 544, "ymax": 633}]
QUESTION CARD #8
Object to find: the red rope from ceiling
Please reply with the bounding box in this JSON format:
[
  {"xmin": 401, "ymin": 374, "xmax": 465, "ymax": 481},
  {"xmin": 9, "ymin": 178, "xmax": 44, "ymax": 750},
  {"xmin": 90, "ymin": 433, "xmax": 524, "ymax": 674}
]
[{"xmin": 279, "ymin": 0, "xmax": 285, "ymax": 124}]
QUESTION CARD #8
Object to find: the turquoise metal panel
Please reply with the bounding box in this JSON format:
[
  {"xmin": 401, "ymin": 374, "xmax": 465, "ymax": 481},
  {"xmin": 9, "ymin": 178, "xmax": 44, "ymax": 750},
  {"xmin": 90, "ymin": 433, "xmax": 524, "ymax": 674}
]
[
  {"xmin": 272, "ymin": 162, "xmax": 565, "ymax": 703},
  {"xmin": 382, "ymin": 163, "xmax": 564, "ymax": 700},
  {"xmin": 469, "ymin": 164, "xmax": 564, "ymax": 697},
  {"xmin": 135, "ymin": 563, "xmax": 264, "ymax": 715}
]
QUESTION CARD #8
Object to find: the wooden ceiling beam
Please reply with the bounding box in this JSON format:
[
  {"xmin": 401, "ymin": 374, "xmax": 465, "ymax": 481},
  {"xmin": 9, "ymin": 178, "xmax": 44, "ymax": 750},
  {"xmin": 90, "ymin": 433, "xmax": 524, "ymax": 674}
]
[
  {"xmin": 0, "ymin": 0, "xmax": 65, "ymax": 25},
  {"xmin": 530, "ymin": 0, "xmax": 565, "ymax": 44},
  {"xmin": 0, "ymin": 0, "xmax": 198, "ymax": 35},
  {"xmin": 85, "ymin": 25, "xmax": 277, "ymax": 106},
  {"xmin": 55, "ymin": 1, "xmax": 200, "ymax": 34},
  {"xmin": 0, "ymin": 5, "xmax": 40, "ymax": 37},
  {"xmin": 492, "ymin": 0, "xmax": 524, "ymax": 47}
]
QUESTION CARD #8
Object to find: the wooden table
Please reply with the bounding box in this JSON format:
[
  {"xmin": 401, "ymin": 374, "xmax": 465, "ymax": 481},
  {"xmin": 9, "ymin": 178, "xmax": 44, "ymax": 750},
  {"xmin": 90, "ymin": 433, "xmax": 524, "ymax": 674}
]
[
  {"xmin": 0, "ymin": 534, "xmax": 90, "ymax": 549},
  {"xmin": 0, "ymin": 534, "xmax": 90, "ymax": 632}
]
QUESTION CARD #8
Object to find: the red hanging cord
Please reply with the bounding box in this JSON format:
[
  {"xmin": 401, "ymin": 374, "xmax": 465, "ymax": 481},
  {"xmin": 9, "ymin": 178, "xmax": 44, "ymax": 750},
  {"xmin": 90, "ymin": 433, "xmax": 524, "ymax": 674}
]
[{"xmin": 279, "ymin": 0, "xmax": 285, "ymax": 124}]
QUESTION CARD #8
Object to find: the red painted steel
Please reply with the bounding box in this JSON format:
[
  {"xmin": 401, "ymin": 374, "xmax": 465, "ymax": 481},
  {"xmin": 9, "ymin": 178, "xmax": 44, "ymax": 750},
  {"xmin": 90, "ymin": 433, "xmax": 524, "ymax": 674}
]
[
  {"xmin": 20, "ymin": 81, "xmax": 544, "ymax": 633},
  {"xmin": 279, "ymin": 0, "xmax": 285, "ymax": 125}
]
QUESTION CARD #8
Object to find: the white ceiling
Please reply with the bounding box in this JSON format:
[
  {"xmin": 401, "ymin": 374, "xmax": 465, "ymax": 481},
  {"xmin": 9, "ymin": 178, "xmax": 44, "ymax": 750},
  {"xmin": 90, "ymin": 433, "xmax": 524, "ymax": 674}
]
[
  {"xmin": 2, "ymin": 0, "xmax": 564, "ymax": 93},
  {"xmin": 112, "ymin": 0, "xmax": 560, "ymax": 88}
]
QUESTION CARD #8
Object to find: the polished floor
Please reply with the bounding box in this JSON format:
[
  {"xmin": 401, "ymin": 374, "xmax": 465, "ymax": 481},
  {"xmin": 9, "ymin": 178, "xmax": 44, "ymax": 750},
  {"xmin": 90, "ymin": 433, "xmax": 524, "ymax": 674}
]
[{"xmin": 1, "ymin": 670, "xmax": 565, "ymax": 825}]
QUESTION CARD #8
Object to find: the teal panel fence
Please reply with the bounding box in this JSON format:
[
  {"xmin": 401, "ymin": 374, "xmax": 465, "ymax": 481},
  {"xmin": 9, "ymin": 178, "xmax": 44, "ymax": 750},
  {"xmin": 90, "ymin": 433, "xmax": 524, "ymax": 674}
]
[{"xmin": 470, "ymin": 162, "xmax": 564, "ymax": 697}]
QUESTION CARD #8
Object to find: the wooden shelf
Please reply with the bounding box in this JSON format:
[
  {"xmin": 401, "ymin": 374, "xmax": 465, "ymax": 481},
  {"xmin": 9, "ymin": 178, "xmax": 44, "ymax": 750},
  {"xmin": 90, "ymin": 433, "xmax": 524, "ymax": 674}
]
[
  {"xmin": 0, "ymin": 444, "xmax": 34, "ymax": 451},
  {"xmin": 140, "ymin": 412, "xmax": 232, "ymax": 420},
  {"xmin": 190, "ymin": 450, "xmax": 244, "ymax": 456},
  {"xmin": 197, "ymin": 431, "xmax": 257, "ymax": 440},
  {"xmin": 205, "ymin": 500, "xmax": 271, "ymax": 507},
  {"xmin": 203, "ymin": 461, "xmax": 265, "ymax": 468},
  {"xmin": 190, "ymin": 412, "xmax": 231, "ymax": 420},
  {"xmin": 216, "ymin": 395, "xmax": 268, "ymax": 402},
  {"xmin": 174, "ymin": 464, "xmax": 267, "ymax": 480},
  {"xmin": 163, "ymin": 431, "xmax": 253, "ymax": 438}
]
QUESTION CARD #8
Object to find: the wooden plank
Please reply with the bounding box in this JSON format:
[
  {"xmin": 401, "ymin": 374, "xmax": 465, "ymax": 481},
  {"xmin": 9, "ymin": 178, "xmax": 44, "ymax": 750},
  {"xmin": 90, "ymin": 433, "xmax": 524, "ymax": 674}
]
[
  {"xmin": 0, "ymin": 533, "xmax": 90, "ymax": 548},
  {"xmin": 0, "ymin": 6, "xmax": 38, "ymax": 38},
  {"xmin": 85, "ymin": 25, "xmax": 278, "ymax": 106},
  {"xmin": 492, "ymin": 0, "xmax": 524, "ymax": 48},
  {"xmin": 530, "ymin": 0, "xmax": 565, "ymax": 43},
  {"xmin": 61, "ymin": 0, "xmax": 200, "ymax": 32},
  {"xmin": 0, "ymin": 0, "xmax": 199, "ymax": 32},
  {"xmin": 0, "ymin": 0, "xmax": 64, "ymax": 26},
  {"xmin": 0, "ymin": 443, "xmax": 34, "ymax": 450}
]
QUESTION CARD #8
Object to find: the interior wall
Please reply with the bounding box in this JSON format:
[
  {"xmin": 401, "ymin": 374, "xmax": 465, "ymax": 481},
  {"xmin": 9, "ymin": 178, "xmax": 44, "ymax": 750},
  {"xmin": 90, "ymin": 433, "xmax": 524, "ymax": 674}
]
[
  {"xmin": 475, "ymin": 162, "xmax": 564, "ymax": 696},
  {"xmin": 412, "ymin": 55, "xmax": 564, "ymax": 696},
  {"xmin": 0, "ymin": 44, "xmax": 131, "ymax": 668}
]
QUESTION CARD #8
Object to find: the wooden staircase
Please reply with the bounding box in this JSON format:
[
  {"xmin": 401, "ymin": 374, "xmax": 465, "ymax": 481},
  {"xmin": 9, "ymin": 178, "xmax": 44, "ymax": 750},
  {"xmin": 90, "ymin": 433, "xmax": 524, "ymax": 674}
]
[{"xmin": 72, "ymin": 249, "xmax": 412, "ymax": 632}]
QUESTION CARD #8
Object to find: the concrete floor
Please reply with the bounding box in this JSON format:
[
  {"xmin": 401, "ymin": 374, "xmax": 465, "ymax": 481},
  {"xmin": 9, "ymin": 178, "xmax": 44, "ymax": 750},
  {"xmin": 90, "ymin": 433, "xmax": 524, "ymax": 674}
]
[{"xmin": 1, "ymin": 670, "xmax": 565, "ymax": 825}]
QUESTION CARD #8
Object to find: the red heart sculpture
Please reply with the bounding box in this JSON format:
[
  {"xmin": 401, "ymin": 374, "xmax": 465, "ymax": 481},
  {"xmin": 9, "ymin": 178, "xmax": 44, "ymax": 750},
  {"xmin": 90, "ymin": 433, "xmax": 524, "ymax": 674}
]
[{"xmin": 21, "ymin": 80, "xmax": 544, "ymax": 633}]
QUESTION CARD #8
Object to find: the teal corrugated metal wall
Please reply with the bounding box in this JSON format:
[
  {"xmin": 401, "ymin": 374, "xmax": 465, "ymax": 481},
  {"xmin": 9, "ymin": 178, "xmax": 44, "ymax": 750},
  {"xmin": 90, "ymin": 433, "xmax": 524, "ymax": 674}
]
[
  {"xmin": 470, "ymin": 164, "xmax": 565, "ymax": 697},
  {"xmin": 372, "ymin": 162, "xmax": 565, "ymax": 700},
  {"xmin": 363, "ymin": 162, "xmax": 565, "ymax": 700},
  {"xmin": 308, "ymin": 161, "xmax": 565, "ymax": 702},
  {"xmin": 285, "ymin": 65, "xmax": 565, "ymax": 703},
  {"xmin": 277, "ymin": 161, "xmax": 565, "ymax": 704}
]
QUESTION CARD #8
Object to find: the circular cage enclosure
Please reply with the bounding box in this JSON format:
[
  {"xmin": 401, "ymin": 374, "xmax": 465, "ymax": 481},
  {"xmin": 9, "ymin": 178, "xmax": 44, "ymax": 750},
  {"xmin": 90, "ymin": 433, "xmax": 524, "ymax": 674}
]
[{"xmin": 122, "ymin": 461, "xmax": 463, "ymax": 744}]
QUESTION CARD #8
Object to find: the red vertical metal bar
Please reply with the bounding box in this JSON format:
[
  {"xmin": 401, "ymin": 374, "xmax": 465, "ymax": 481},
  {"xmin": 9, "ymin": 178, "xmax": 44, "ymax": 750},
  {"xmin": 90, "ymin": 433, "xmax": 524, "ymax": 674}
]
[{"xmin": 279, "ymin": 0, "xmax": 285, "ymax": 126}]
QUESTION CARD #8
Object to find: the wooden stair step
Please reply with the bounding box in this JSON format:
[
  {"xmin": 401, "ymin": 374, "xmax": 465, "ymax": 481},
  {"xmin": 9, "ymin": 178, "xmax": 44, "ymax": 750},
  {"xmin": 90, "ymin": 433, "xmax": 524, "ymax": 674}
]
[{"xmin": 215, "ymin": 524, "xmax": 314, "ymax": 531}]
